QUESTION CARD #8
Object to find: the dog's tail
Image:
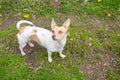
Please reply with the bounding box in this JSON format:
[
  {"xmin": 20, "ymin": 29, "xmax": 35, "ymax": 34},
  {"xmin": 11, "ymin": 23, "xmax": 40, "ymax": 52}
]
[{"xmin": 16, "ymin": 20, "xmax": 34, "ymax": 29}]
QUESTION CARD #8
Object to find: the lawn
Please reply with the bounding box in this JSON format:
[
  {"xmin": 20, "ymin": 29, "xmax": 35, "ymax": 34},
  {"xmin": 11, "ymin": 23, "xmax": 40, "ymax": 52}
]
[{"xmin": 0, "ymin": 0, "xmax": 120, "ymax": 80}]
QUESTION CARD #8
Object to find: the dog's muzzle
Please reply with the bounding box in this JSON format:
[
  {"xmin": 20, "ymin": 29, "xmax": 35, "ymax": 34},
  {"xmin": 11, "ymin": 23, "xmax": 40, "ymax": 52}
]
[{"xmin": 52, "ymin": 35, "xmax": 57, "ymax": 40}]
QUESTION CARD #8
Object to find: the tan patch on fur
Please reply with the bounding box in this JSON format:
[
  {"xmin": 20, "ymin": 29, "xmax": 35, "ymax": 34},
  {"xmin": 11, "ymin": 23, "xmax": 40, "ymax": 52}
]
[
  {"xmin": 32, "ymin": 29, "xmax": 37, "ymax": 33},
  {"xmin": 30, "ymin": 34, "xmax": 41, "ymax": 45},
  {"xmin": 18, "ymin": 26, "xmax": 26, "ymax": 34}
]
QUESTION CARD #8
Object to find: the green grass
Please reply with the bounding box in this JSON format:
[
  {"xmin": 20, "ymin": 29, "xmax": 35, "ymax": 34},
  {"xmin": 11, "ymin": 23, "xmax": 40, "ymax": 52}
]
[
  {"xmin": 28, "ymin": 64, "xmax": 84, "ymax": 80},
  {"xmin": 96, "ymin": 54, "xmax": 103, "ymax": 60},
  {"xmin": 0, "ymin": 0, "xmax": 120, "ymax": 80},
  {"xmin": 107, "ymin": 70, "xmax": 117, "ymax": 80},
  {"xmin": 0, "ymin": 55, "xmax": 29, "ymax": 80},
  {"xmin": 0, "ymin": 0, "xmax": 119, "ymax": 19}
]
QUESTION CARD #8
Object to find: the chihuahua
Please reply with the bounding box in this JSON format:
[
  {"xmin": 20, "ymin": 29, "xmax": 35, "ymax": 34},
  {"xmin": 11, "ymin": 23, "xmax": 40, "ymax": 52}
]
[{"xmin": 16, "ymin": 18, "xmax": 70, "ymax": 62}]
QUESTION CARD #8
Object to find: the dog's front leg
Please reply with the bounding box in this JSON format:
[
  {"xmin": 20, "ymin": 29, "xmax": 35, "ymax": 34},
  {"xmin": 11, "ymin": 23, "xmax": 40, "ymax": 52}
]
[
  {"xmin": 47, "ymin": 51, "xmax": 53, "ymax": 62},
  {"xmin": 59, "ymin": 49, "xmax": 66, "ymax": 58}
]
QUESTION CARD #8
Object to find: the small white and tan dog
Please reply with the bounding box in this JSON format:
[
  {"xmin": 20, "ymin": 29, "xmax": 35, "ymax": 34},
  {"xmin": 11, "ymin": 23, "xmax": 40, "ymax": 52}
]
[{"xmin": 16, "ymin": 18, "xmax": 70, "ymax": 62}]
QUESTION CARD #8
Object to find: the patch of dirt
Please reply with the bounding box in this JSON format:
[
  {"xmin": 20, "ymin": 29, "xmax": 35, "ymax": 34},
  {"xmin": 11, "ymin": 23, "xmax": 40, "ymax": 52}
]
[
  {"xmin": 80, "ymin": 49, "xmax": 118, "ymax": 80},
  {"xmin": 14, "ymin": 41, "xmax": 43, "ymax": 70},
  {"xmin": 25, "ymin": 54, "xmax": 42, "ymax": 71},
  {"xmin": 23, "ymin": 42, "xmax": 42, "ymax": 70},
  {"xmin": 85, "ymin": 15, "xmax": 120, "ymax": 28},
  {"xmin": 0, "ymin": 15, "xmax": 18, "ymax": 30}
]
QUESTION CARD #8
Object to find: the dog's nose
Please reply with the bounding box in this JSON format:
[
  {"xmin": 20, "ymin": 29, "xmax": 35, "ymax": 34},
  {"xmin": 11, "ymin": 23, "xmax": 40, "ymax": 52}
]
[{"xmin": 52, "ymin": 35, "xmax": 56, "ymax": 40}]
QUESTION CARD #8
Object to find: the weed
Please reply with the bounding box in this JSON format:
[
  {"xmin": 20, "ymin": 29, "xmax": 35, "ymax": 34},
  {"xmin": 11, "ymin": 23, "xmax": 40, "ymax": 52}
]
[
  {"xmin": 60, "ymin": 1, "xmax": 71, "ymax": 14},
  {"xmin": 96, "ymin": 54, "xmax": 103, "ymax": 60},
  {"xmin": 116, "ymin": 59, "xmax": 120, "ymax": 75},
  {"xmin": 91, "ymin": 38, "xmax": 102, "ymax": 50},
  {"xmin": 110, "ymin": 33, "xmax": 120, "ymax": 55},
  {"xmin": 107, "ymin": 70, "xmax": 117, "ymax": 80},
  {"xmin": 89, "ymin": 60, "xmax": 96, "ymax": 65},
  {"xmin": 80, "ymin": 27, "xmax": 89, "ymax": 42}
]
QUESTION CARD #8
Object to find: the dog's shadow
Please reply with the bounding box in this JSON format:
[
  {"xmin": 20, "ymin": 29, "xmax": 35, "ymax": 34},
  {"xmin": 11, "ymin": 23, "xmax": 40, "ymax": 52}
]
[{"xmin": 15, "ymin": 42, "xmax": 46, "ymax": 70}]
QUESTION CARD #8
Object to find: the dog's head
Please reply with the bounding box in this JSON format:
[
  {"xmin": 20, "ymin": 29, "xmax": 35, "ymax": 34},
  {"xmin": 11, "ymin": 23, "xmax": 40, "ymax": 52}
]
[{"xmin": 51, "ymin": 18, "xmax": 70, "ymax": 40}]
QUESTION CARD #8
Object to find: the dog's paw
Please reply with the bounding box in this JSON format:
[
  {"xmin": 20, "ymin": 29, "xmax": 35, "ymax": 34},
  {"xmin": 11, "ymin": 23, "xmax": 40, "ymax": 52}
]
[
  {"xmin": 22, "ymin": 53, "xmax": 26, "ymax": 56},
  {"xmin": 28, "ymin": 42, "xmax": 34, "ymax": 47},
  {"xmin": 60, "ymin": 54, "xmax": 66, "ymax": 58},
  {"xmin": 48, "ymin": 58, "xmax": 52, "ymax": 63}
]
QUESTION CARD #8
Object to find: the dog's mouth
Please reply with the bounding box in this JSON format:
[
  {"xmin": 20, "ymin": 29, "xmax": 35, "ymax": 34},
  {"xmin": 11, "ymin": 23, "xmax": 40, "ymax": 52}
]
[
  {"xmin": 52, "ymin": 35, "xmax": 63, "ymax": 41},
  {"xmin": 52, "ymin": 38, "xmax": 57, "ymax": 40}
]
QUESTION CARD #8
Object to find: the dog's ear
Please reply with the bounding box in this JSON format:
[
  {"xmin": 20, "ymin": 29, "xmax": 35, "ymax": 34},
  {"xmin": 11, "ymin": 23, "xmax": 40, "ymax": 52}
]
[
  {"xmin": 51, "ymin": 18, "xmax": 57, "ymax": 30},
  {"xmin": 62, "ymin": 18, "xmax": 70, "ymax": 30}
]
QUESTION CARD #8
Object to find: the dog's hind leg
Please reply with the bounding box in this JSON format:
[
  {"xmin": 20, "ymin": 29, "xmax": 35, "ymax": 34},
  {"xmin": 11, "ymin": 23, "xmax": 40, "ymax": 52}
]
[
  {"xmin": 17, "ymin": 34, "xmax": 27, "ymax": 56},
  {"xmin": 19, "ymin": 44, "xmax": 26, "ymax": 56}
]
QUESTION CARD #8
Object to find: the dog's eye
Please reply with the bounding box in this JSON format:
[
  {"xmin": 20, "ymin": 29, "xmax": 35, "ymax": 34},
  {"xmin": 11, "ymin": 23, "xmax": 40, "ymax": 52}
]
[
  {"xmin": 52, "ymin": 30, "xmax": 54, "ymax": 33},
  {"xmin": 58, "ymin": 31, "xmax": 63, "ymax": 34}
]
